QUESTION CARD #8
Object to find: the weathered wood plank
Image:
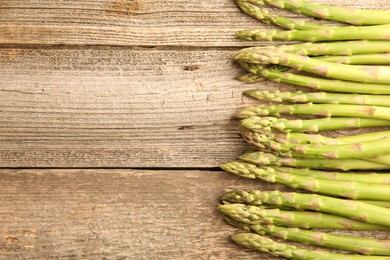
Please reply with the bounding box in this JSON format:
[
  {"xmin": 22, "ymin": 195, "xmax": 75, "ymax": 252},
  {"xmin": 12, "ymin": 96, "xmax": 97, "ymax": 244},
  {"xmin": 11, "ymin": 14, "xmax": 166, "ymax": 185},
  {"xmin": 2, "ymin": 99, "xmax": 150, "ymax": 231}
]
[
  {"xmin": 0, "ymin": 46, "xmax": 266, "ymax": 167},
  {"xmin": 0, "ymin": 169, "xmax": 282, "ymax": 259},
  {"xmin": 0, "ymin": 44, "xmax": 378, "ymax": 167},
  {"xmin": 0, "ymin": 0, "xmax": 261, "ymax": 47},
  {"xmin": 0, "ymin": 0, "xmax": 386, "ymax": 47}
]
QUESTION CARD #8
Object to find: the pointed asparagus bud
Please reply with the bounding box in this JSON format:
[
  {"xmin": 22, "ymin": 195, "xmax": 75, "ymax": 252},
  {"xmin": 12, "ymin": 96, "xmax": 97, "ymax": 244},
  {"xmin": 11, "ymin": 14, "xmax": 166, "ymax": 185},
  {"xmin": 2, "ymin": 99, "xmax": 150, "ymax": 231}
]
[
  {"xmin": 221, "ymin": 190, "xmax": 390, "ymax": 227},
  {"xmin": 244, "ymin": 90, "xmax": 390, "ymax": 107},
  {"xmin": 240, "ymin": 116, "xmax": 390, "ymax": 133},
  {"xmin": 263, "ymin": 0, "xmax": 390, "ymax": 25},
  {"xmin": 221, "ymin": 162, "xmax": 390, "ymax": 200},
  {"xmin": 219, "ymin": 204, "xmax": 390, "ymax": 230},
  {"xmin": 240, "ymin": 64, "xmax": 390, "ymax": 95},
  {"xmin": 235, "ymin": 49, "xmax": 390, "ymax": 84},
  {"xmin": 240, "ymin": 151, "xmax": 390, "ymax": 171},
  {"xmin": 231, "ymin": 232, "xmax": 389, "ymax": 259},
  {"xmin": 236, "ymin": 0, "xmax": 327, "ymax": 29}
]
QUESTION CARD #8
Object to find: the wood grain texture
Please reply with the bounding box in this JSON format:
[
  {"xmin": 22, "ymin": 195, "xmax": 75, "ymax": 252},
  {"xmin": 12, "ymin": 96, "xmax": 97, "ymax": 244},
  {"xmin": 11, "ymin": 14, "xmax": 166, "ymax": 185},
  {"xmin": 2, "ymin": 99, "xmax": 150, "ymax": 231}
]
[
  {"xmin": 1, "ymin": 0, "xmax": 387, "ymax": 167},
  {"xmin": 0, "ymin": 169, "xmax": 284, "ymax": 259},
  {"xmin": 1, "ymin": 0, "xmax": 387, "ymax": 47},
  {"xmin": 0, "ymin": 46, "xmax": 268, "ymax": 167},
  {"xmin": 2, "ymin": 1, "xmax": 390, "ymax": 258}
]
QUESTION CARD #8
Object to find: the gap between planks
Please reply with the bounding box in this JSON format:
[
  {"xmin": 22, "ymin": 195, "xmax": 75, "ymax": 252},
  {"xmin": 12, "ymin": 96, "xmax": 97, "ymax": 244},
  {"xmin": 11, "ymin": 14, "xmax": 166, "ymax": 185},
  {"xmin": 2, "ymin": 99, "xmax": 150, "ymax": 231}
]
[{"xmin": 0, "ymin": 166, "xmax": 223, "ymax": 171}]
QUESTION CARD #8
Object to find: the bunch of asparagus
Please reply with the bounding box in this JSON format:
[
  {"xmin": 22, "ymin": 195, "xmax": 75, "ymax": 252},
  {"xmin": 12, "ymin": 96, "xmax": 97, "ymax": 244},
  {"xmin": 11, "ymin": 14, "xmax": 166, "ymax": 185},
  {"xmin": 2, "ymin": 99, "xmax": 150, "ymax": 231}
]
[{"xmin": 219, "ymin": 0, "xmax": 390, "ymax": 259}]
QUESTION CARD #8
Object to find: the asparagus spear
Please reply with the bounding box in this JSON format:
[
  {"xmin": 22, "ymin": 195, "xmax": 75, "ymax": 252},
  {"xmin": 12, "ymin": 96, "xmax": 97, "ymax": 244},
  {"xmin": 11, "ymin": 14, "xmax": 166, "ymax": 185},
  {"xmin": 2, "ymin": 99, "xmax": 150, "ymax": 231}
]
[
  {"xmin": 240, "ymin": 151, "xmax": 390, "ymax": 171},
  {"xmin": 229, "ymin": 214, "xmax": 390, "ymax": 256},
  {"xmin": 362, "ymin": 200, "xmax": 390, "ymax": 209},
  {"xmin": 240, "ymin": 127, "xmax": 347, "ymax": 145},
  {"xmin": 240, "ymin": 116, "xmax": 390, "ymax": 133},
  {"xmin": 236, "ymin": 24, "xmax": 390, "ymax": 42},
  {"xmin": 236, "ymin": 73, "xmax": 266, "ymax": 83},
  {"xmin": 221, "ymin": 190, "xmax": 390, "ymax": 226},
  {"xmin": 241, "ymin": 129, "xmax": 390, "ymax": 159},
  {"xmin": 239, "ymin": 64, "xmax": 390, "ymax": 94},
  {"xmin": 242, "ymin": 126, "xmax": 390, "ymax": 145},
  {"xmin": 239, "ymin": 40, "xmax": 390, "ymax": 57},
  {"xmin": 302, "ymin": 167, "xmax": 390, "ymax": 184},
  {"xmin": 221, "ymin": 161, "xmax": 390, "ymax": 200},
  {"xmin": 366, "ymin": 154, "xmax": 390, "ymax": 166},
  {"xmin": 283, "ymin": 167, "xmax": 390, "ymax": 184},
  {"xmin": 219, "ymin": 204, "xmax": 390, "ymax": 230},
  {"xmin": 240, "ymin": 222, "xmax": 390, "ymax": 255},
  {"xmin": 239, "ymin": 152, "xmax": 390, "ymax": 181},
  {"xmin": 242, "ymin": 129, "xmax": 390, "ymax": 160},
  {"xmin": 223, "ymin": 198, "xmax": 390, "ymax": 209},
  {"xmin": 316, "ymin": 53, "xmax": 390, "ymax": 65},
  {"xmin": 236, "ymin": 0, "xmax": 327, "ymax": 30},
  {"xmin": 244, "ymin": 90, "xmax": 390, "ymax": 107},
  {"xmin": 336, "ymin": 130, "xmax": 390, "ymax": 144},
  {"xmin": 235, "ymin": 49, "xmax": 390, "ymax": 84},
  {"xmin": 293, "ymin": 138, "xmax": 390, "ymax": 160},
  {"xmin": 236, "ymin": 103, "xmax": 390, "ymax": 121},
  {"xmin": 240, "ymin": 132, "xmax": 390, "ymax": 166},
  {"xmin": 262, "ymin": 0, "xmax": 390, "ymax": 25},
  {"xmin": 240, "ymin": 128, "xmax": 365, "ymax": 155},
  {"xmin": 257, "ymin": 127, "xmax": 390, "ymax": 144},
  {"xmin": 231, "ymin": 233, "xmax": 389, "ymax": 260}
]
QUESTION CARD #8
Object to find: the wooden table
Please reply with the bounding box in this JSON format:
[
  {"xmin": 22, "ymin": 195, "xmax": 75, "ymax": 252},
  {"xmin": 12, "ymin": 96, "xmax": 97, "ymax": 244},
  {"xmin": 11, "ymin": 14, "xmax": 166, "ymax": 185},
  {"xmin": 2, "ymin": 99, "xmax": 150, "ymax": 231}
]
[{"xmin": 0, "ymin": 0, "xmax": 386, "ymax": 258}]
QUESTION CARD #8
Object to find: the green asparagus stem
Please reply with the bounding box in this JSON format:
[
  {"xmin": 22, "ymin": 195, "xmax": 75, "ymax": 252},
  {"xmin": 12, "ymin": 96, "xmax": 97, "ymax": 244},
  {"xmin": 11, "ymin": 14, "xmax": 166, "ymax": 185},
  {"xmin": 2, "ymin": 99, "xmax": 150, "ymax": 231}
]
[
  {"xmin": 240, "ymin": 116, "xmax": 390, "ymax": 133},
  {"xmin": 221, "ymin": 190, "xmax": 390, "ymax": 226},
  {"xmin": 292, "ymin": 138, "xmax": 390, "ymax": 160},
  {"xmin": 224, "ymin": 198, "xmax": 390, "ymax": 209},
  {"xmin": 236, "ymin": 24, "xmax": 390, "ymax": 42},
  {"xmin": 231, "ymin": 232, "xmax": 389, "ymax": 259},
  {"xmin": 241, "ymin": 129, "xmax": 390, "ymax": 160},
  {"xmin": 219, "ymin": 203, "xmax": 390, "ymax": 230},
  {"xmin": 284, "ymin": 167, "xmax": 390, "ymax": 184},
  {"xmin": 240, "ymin": 127, "xmax": 347, "ymax": 145},
  {"xmin": 240, "ymin": 128, "xmax": 384, "ymax": 159},
  {"xmin": 336, "ymin": 130, "xmax": 390, "ymax": 144},
  {"xmin": 236, "ymin": 103, "xmax": 390, "ymax": 121},
  {"xmin": 362, "ymin": 200, "xmax": 390, "ymax": 209},
  {"xmin": 239, "ymin": 40, "xmax": 390, "ymax": 57},
  {"xmin": 262, "ymin": 0, "xmax": 390, "ymax": 25},
  {"xmin": 242, "ymin": 129, "xmax": 390, "ymax": 160},
  {"xmin": 244, "ymin": 90, "xmax": 390, "ymax": 107},
  {"xmin": 229, "ymin": 215, "xmax": 390, "ymax": 256},
  {"xmin": 316, "ymin": 53, "xmax": 390, "ymax": 65},
  {"xmin": 235, "ymin": 49, "xmax": 390, "ymax": 84},
  {"xmin": 241, "ymin": 126, "xmax": 390, "ymax": 145},
  {"xmin": 366, "ymin": 154, "xmax": 390, "ymax": 166},
  {"xmin": 240, "ymin": 151, "xmax": 390, "ymax": 171},
  {"xmin": 236, "ymin": 159, "xmax": 390, "ymax": 185},
  {"xmin": 242, "ymin": 223, "xmax": 390, "ymax": 255},
  {"xmin": 240, "ymin": 64, "xmax": 390, "ymax": 94},
  {"xmin": 221, "ymin": 162, "xmax": 390, "ymax": 200},
  {"xmin": 236, "ymin": 73, "xmax": 266, "ymax": 83},
  {"xmin": 236, "ymin": 0, "xmax": 326, "ymax": 30},
  {"xmin": 240, "ymin": 131, "xmax": 390, "ymax": 166},
  {"xmin": 279, "ymin": 167, "xmax": 390, "ymax": 184}
]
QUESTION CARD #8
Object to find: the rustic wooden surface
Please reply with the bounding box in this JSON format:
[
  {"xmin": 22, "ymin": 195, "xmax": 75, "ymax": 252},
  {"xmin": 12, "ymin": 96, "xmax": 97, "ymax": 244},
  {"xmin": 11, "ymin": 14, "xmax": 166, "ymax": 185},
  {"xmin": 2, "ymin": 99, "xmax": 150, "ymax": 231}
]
[
  {"xmin": 0, "ymin": 169, "xmax": 288, "ymax": 259},
  {"xmin": 0, "ymin": 46, "xmax": 260, "ymax": 167},
  {"xmin": 0, "ymin": 0, "xmax": 388, "ymax": 259}
]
